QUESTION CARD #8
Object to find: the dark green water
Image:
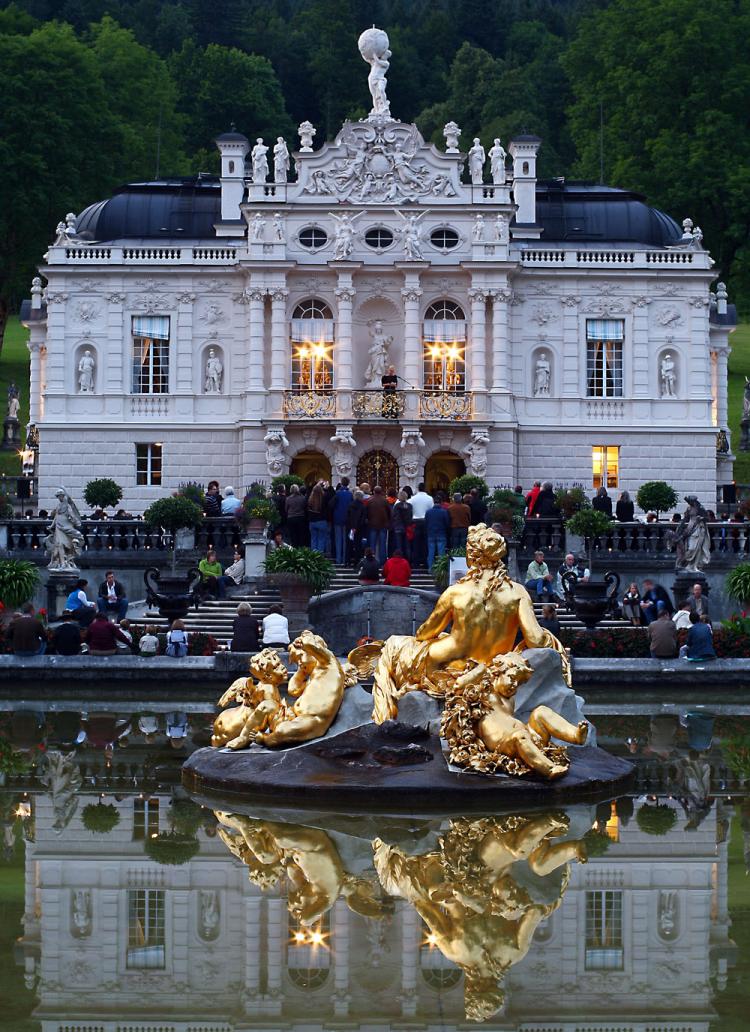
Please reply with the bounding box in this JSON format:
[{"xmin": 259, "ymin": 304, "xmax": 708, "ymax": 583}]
[{"xmin": 2, "ymin": 707, "xmax": 750, "ymax": 1030}]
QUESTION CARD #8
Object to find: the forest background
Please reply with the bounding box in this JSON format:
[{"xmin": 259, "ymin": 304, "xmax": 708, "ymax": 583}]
[{"xmin": 0, "ymin": 0, "xmax": 749, "ymax": 350}]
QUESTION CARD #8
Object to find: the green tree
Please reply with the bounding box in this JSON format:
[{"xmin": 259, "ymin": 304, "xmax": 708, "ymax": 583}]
[
  {"xmin": 636, "ymin": 481, "xmax": 679, "ymax": 521},
  {"xmin": 563, "ymin": 0, "xmax": 750, "ymax": 306}
]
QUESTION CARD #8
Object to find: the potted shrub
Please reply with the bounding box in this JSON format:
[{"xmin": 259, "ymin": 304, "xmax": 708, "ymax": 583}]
[
  {"xmin": 636, "ymin": 481, "xmax": 678, "ymax": 521},
  {"xmin": 726, "ymin": 563, "xmax": 750, "ymax": 612},
  {"xmin": 0, "ymin": 559, "xmax": 39, "ymax": 612},
  {"xmin": 81, "ymin": 801, "xmax": 120, "ymax": 834},
  {"xmin": 240, "ymin": 493, "xmax": 280, "ymax": 534},
  {"xmin": 487, "ymin": 489, "xmax": 525, "ymax": 539},
  {"xmin": 263, "ymin": 546, "xmax": 334, "ymax": 637},
  {"xmin": 554, "ymin": 486, "xmax": 589, "ymax": 519},
  {"xmin": 143, "ymin": 496, "xmax": 204, "ymax": 619},
  {"xmin": 431, "ymin": 547, "xmax": 466, "ymax": 590},
  {"xmin": 636, "ymin": 802, "xmax": 678, "ymax": 836},
  {"xmin": 84, "ymin": 477, "xmax": 123, "ymax": 515},
  {"xmin": 448, "ymin": 474, "xmax": 488, "ymax": 498},
  {"xmin": 561, "ymin": 509, "xmax": 620, "ymax": 629}
]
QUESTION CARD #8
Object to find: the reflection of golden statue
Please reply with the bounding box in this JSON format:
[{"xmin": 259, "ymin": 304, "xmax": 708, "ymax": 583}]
[
  {"xmin": 215, "ymin": 812, "xmax": 391, "ymax": 924},
  {"xmin": 351, "ymin": 525, "xmax": 570, "ymax": 724},
  {"xmin": 212, "ymin": 631, "xmax": 358, "ymax": 749},
  {"xmin": 212, "ymin": 648, "xmax": 289, "ymax": 749},
  {"xmin": 373, "ymin": 812, "xmax": 587, "ymax": 1021},
  {"xmin": 442, "ymin": 653, "xmax": 588, "ymax": 779}
]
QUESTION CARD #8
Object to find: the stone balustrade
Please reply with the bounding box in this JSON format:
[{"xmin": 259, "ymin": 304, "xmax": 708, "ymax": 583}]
[
  {"xmin": 518, "ymin": 519, "xmax": 749, "ymax": 561},
  {"xmin": 54, "ymin": 245, "xmax": 238, "ymax": 265},
  {"xmin": 519, "ymin": 247, "xmax": 708, "ymax": 269}
]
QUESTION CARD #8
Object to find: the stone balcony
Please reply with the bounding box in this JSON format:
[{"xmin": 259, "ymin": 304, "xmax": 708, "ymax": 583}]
[{"xmin": 281, "ymin": 389, "xmax": 473, "ymax": 421}]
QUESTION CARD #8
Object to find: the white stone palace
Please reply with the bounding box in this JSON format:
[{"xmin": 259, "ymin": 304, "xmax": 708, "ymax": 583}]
[{"xmin": 22, "ymin": 27, "xmax": 736, "ymax": 509}]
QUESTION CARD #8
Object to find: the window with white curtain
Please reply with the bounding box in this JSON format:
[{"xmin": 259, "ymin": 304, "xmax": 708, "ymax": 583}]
[
  {"xmin": 586, "ymin": 319, "xmax": 624, "ymax": 397},
  {"xmin": 585, "ymin": 890, "xmax": 624, "ymax": 970},
  {"xmin": 290, "ymin": 299, "xmax": 335, "ymax": 391},
  {"xmin": 132, "ymin": 316, "xmax": 170, "ymax": 394}
]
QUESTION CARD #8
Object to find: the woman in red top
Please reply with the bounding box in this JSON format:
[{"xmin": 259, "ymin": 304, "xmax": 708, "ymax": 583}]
[
  {"xmin": 382, "ymin": 549, "xmax": 411, "ymax": 587},
  {"xmin": 525, "ymin": 481, "xmax": 541, "ymax": 516}
]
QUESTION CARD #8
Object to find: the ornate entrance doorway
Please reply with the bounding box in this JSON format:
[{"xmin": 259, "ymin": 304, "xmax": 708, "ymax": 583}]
[
  {"xmin": 290, "ymin": 450, "xmax": 332, "ymax": 487},
  {"xmin": 356, "ymin": 450, "xmax": 399, "ymax": 490},
  {"xmin": 424, "ymin": 451, "xmax": 466, "ymax": 494}
]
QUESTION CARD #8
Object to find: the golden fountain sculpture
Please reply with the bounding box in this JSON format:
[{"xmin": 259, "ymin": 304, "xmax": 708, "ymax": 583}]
[{"xmin": 212, "ymin": 525, "xmax": 585, "ymax": 779}]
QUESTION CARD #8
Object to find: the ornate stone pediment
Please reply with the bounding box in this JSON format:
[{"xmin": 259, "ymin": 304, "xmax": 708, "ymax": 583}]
[{"xmin": 293, "ymin": 117, "xmax": 465, "ymax": 205}]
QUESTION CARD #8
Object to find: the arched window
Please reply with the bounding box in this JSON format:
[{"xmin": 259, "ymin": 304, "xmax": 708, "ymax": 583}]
[
  {"xmin": 287, "ymin": 913, "xmax": 331, "ymax": 989},
  {"xmin": 423, "ymin": 300, "xmax": 466, "ymax": 393},
  {"xmin": 291, "ymin": 299, "xmax": 335, "ymax": 391}
]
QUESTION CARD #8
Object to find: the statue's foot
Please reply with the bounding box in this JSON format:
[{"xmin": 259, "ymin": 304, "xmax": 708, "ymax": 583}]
[
  {"xmin": 577, "ymin": 721, "xmax": 589, "ymax": 745},
  {"xmin": 547, "ymin": 763, "xmax": 569, "ymax": 780}
]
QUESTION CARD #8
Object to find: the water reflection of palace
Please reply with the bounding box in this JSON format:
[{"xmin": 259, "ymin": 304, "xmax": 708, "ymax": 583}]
[{"xmin": 12, "ymin": 783, "xmax": 733, "ymax": 1031}]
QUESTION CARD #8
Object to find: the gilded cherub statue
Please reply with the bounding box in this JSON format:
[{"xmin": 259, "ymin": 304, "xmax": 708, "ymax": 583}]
[
  {"xmin": 350, "ymin": 523, "xmax": 570, "ymax": 725},
  {"xmin": 212, "ymin": 630, "xmax": 358, "ymax": 749},
  {"xmin": 441, "ymin": 652, "xmax": 588, "ymax": 779},
  {"xmin": 215, "ymin": 813, "xmax": 391, "ymax": 924},
  {"xmin": 373, "ymin": 812, "xmax": 588, "ymax": 1021}
]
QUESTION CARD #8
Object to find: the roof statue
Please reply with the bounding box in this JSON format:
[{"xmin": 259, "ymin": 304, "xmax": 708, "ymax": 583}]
[{"xmin": 358, "ymin": 27, "xmax": 391, "ymax": 119}]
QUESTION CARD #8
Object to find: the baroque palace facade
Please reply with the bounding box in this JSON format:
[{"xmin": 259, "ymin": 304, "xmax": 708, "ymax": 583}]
[{"xmin": 22, "ymin": 31, "xmax": 736, "ymax": 509}]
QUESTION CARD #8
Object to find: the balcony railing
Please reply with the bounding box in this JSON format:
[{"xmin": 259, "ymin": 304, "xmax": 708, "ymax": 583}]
[
  {"xmin": 419, "ymin": 391, "xmax": 472, "ymax": 420},
  {"xmin": 283, "ymin": 390, "xmax": 337, "ymax": 419},
  {"xmin": 352, "ymin": 390, "xmax": 405, "ymax": 419},
  {"xmin": 518, "ymin": 519, "xmax": 750, "ymax": 560},
  {"xmin": 0, "ymin": 517, "xmax": 243, "ymax": 557}
]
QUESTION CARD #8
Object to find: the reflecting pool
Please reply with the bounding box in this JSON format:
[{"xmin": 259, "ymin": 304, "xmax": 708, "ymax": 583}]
[{"xmin": 2, "ymin": 706, "xmax": 750, "ymax": 1029}]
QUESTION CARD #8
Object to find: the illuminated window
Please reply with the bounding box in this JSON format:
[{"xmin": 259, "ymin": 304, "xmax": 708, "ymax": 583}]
[
  {"xmin": 592, "ymin": 445, "xmax": 619, "ymax": 489},
  {"xmin": 133, "ymin": 797, "xmax": 160, "ymax": 841},
  {"xmin": 132, "ymin": 316, "xmax": 169, "ymax": 394},
  {"xmin": 127, "ymin": 889, "xmax": 165, "ymax": 969},
  {"xmin": 287, "ymin": 913, "xmax": 330, "ymax": 989},
  {"xmin": 586, "ymin": 319, "xmax": 623, "ymax": 397},
  {"xmin": 136, "ymin": 443, "xmax": 162, "ymax": 486},
  {"xmin": 585, "ymin": 890, "xmax": 623, "ymax": 970},
  {"xmin": 423, "ymin": 300, "xmax": 466, "ymax": 392},
  {"xmin": 291, "ymin": 299, "xmax": 334, "ymax": 391}
]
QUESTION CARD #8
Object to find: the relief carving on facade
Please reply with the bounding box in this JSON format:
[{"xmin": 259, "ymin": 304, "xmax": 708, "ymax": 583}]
[
  {"xmin": 462, "ymin": 427, "xmax": 490, "ymax": 476},
  {"xmin": 264, "ymin": 427, "xmax": 290, "ymax": 477},
  {"xmin": 330, "ymin": 427, "xmax": 357, "ymax": 478},
  {"xmin": 400, "ymin": 427, "xmax": 425, "ymax": 483},
  {"xmin": 656, "ymin": 305, "xmax": 683, "ymax": 327},
  {"xmin": 131, "ymin": 295, "xmax": 175, "ymax": 313}
]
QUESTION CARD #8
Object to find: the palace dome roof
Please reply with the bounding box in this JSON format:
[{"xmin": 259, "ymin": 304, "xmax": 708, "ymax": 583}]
[{"xmin": 75, "ymin": 176, "xmax": 682, "ymax": 247}]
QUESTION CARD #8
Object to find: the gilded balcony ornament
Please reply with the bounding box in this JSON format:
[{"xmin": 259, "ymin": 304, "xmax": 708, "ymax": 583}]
[
  {"xmin": 419, "ymin": 390, "xmax": 472, "ymax": 420},
  {"xmin": 283, "ymin": 390, "xmax": 337, "ymax": 418},
  {"xmin": 352, "ymin": 390, "xmax": 405, "ymax": 419}
]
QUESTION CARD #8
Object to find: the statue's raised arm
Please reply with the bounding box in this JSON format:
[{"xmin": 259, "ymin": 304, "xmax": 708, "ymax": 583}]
[{"xmin": 358, "ymin": 27, "xmax": 392, "ymax": 118}]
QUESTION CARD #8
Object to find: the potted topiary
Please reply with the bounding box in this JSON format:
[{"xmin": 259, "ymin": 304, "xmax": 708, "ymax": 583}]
[
  {"xmin": 449, "ymin": 474, "xmax": 488, "ymax": 498},
  {"xmin": 81, "ymin": 801, "xmax": 120, "ymax": 834},
  {"xmin": 636, "ymin": 802, "xmax": 678, "ymax": 836},
  {"xmin": 263, "ymin": 546, "xmax": 334, "ymax": 637},
  {"xmin": 84, "ymin": 477, "xmax": 123, "ymax": 515},
  {"xmin": 143, "ymin": 495, "xmax": 204, "ymax": 619},
  {"xmin": 145, "ymin": 830, "xmax": 200, "ymax": 866},
  {"xmin": 636, "ymin": 481, "xmax": 678, "ymax": 521},
  {"xmin": 561, "ymin": 508, "xmax": 620, "ymax": 629},
  {"xmin": 726, "ymin": 563, "xmax": 750, "ymax": 613}
]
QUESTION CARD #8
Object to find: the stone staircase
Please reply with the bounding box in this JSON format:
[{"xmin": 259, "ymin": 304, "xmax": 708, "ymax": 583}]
[{"xmin": 133, "ymin": 565, "xmax": 630, "ymax": 648}]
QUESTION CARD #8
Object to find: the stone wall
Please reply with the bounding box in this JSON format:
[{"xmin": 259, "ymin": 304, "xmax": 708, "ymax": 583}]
[{"xmin": 309, "ymin": 585, "xmax": 439, "ymax": 654}]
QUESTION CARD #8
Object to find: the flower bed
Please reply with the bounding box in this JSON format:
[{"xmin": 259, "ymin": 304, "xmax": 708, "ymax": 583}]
[{"xmin": 559, "ymin": 625, "xmax": 750, "ymax": 659}]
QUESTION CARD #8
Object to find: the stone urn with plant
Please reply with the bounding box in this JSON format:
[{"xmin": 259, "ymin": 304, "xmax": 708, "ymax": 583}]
[
  {"xmin": 263, "ymin": 546, "xmax": 334, "ymax": 638},
  {"xmin": 562, "ymin": 507, "xmax": 619, "ymax": 629},
  {"xmin": 143, "ymin": 495, "xmax": 203, "ymax": 619}
]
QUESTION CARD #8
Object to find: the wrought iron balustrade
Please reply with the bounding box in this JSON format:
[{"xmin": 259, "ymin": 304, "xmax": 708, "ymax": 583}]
[
  {"xmin": 419, "ymin": 390, "xmax": 472, "ymax": 420},
  {"xmin": 282, "ymin": 390, "xmax": 337, "ymax": 419},
  {"xmin": 352, "ymin": 390, "xmax": 405, "ymax": 419}
]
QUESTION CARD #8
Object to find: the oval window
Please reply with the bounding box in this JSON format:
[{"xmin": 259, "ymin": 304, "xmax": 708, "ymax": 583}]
[
  {"xmin": 299, "ymin": 226, "xmax": 328, "ymax": 249},
  {"xmin": 364, "ymin": 227, "xmax": 394, "ymax": 249},
  {"xmin": 430, "ymin": 227, "xmax": 459, "ymax": 250}
]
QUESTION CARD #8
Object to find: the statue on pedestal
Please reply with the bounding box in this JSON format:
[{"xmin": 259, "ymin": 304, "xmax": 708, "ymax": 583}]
[
  {"xmin": 533, "ymin": 353, "xmax": 551, "ymax": 396},
  {"xmin": 364, "ymin": 321, "xmax": 392, "ymax": 387},
  {"xmin": 77, "ymin": 350, "xmax": 95, "ymax": 393},
  {"xmin": 468, "ymin": 138, "xmax": 486, "ymax": 185},
  {"xmin": 204, "ymin": 348, "xmax": 223, "ymax": 394},
  {"xmin": 660, "ymin": 353, "xmax": 676, "ymax": 397},
  {"xmin": 251, "ymin": 138, "xmax": 269, "ymax": 183},
  {"xmin": 489, "ymin": 138, "xmax": 507, "ymax": 185},
  {"xmin": 358, "ymin": 27, "xmax": 392, "ymax": 119},
  {"xmin": 45, "ymin": 487, "xmax": 84, "ymax": 571},
  {"xmin": 673, "ymin": 495, "xmax": 711, "ymax": 573},
  {"xmin": 273, "ymin": 137, "xmax": 290, "ymax": 183}
]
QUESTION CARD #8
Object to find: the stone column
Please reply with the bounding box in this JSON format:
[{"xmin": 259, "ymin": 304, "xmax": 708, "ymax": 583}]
[
  {"xmin": 400, "ymin": 904, "xmax": 420, "ymax": 1017},
  {"xmin": 27, "ymin": 330, "xmax": 44, "ymax": 425},
  {"xmin": 335, "ymin": 277, "xmax": 355, "ymax": 391},
  {"xmin": 247, "ymin": 288, "xmax": 266, "ymax": 391},
  {"xmin": 243, "ymin": 896, "xmax": 262, "ymax": 1016},
  {"xmin": 332, "ymin": 899, "xmax": 350, "ymax": 1017},
  {"xmin": 265, "ymin": 897, "xmax": 284, "ymax": 1014},
  {"xmin": 715, "ymin": 345, "xmax": 729, "ymax": 428},
  {"xmin": 401, "ymin": 275, "xmax": 423, "ymax": 387},
  {"xmin": 270, "ymin": 288, "xmax": 289, "ymax": 390},
  {"xmin": 468, "ymin": 286, "xmax": 487, "ymax": 391},
  {"xmin": 490, "ymin": 289, "xmax": 510, "ymax": 392}
]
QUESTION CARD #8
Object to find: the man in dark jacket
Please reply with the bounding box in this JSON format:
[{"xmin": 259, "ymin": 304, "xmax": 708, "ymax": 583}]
[
  {"xmin": 97, "ymin": 571, "xmax": 129, "ymax": 620},
  {"xmin": 52, "ymin": 610, "xmax": 82, "ymax": 655},
  {"xmin": 640, "ymin": 579, "xmax": 673, "ymax": 624},
  {"xmin": 534, "ymin": 482, "xmax": 559, "ymax": 518},
  {"xmin": 346, "ymin": 490, "xmax": 368, "ymax": 567},
  {"xmin": 592, "ymin": 487, "xmax": 613, "ymax": 516},
  {"xmin": 331, "ymin": 478, "xmax": 353, "ymax": 565},
  {"xmin": 425, "ymin": 502, "xmax": 450, "ymax": 569},
  {"xmin": 8, "ymin": 603, "xmax": 46, "ymax": 657},
  {"xmin": 366, "ymin": 486, "xmax": 392, "ymax": 564}
]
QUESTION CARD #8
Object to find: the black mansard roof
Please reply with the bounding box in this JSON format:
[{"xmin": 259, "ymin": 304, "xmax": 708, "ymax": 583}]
[{"xmin": 75, "ymin": 176, "xmax": 682, "ymax": 247}]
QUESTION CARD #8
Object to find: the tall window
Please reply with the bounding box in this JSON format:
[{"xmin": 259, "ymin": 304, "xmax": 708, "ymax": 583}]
[
  {"xmin": 127, "ymin": 889, "xmax": 166, "ymax": 969},
  {"xmin": 423, "ymin": 300, "xmax": 466, "ymax": 392},
  {"xmin": 585, "ymin": 890, "xmax": 623, "ymax": 970},
  {"xmin": 136, "ymin": 443, "xmax": 162, "ymax": 486},
  {"xmin": 290, "ymin": 299, "xmax": 334, "ymax": 391},
  {"xmin": 287, "ymin": 912, "xmax": 330, "ymax": 989},
  {"xmin": 586, "ymin": 319, "xmax": 623, "ymax": 397},
  {"xmin": 133, "ymin": 797, "xmax": 160, "ymax": 841},
  {"xmin": 132, "ymin": 316, "xmax": 170, "ymax": 394},
  {"xmin": 592, "ymin": 445, "xmax": 619, "ymax": 489}
]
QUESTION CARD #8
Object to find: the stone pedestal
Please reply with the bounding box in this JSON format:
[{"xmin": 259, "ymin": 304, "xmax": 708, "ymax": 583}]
[
  {"xmin": 2, "ymin": 416, "xmax": 21, "ymax": 451},
  {"xmin": 672, "ymin": 571, "xmax": 709, "ymax": 609},
  {"xmin": 243, "ymin": 531, "xmax": 268, "ymax": 580},
  {"xmin": 46, "ymin": 570, "xmax": 79, "ymax": 619}
]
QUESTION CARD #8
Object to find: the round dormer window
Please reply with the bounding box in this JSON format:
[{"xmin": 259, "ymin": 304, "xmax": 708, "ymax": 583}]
[
  {"xmin": 430, "ymin": 227, "xmax": 459, "ymax": 250},
  {"xmin": 299, "ymin": 226, "xmax": 328, "ymax": 249},
  {"xmin": 364, "ymin": 226, "xmax": 394, "ymax": 249}
]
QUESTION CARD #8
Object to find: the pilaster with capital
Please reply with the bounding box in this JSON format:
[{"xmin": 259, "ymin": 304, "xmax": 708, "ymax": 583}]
[
  {"xmin": 468, "ymin": 286, "xmax": 487, "ymax": 392},
  {"xmin": 243, "ymin": 897, "xmax": 262, "ymax": 1014},
  {"xmin": 400, "ymin": 905, "xmax": 420, "ymax": 1017},
  {"xmin": 332, "ymin": 900, "xmax": 350, "ymax": 1016},
  {"xmin": 631, "ymin": 296, "xmax": 651, "ymax": 397},
  {"xmin": 269, "ymin": 288, "xmax": 288, "ymax": 390},
  {"xmin": 401, "ymin": 275, "xmax": 423, "ymax": 388},
  {"xmin": 490, "ymin": 289, "xmax": 510, "ymax": 392},
  {"xmin": 712, "ymin": 344, "xmax": 730, "ymax": 430},
  {"xmin": 246, "ymin": 287, "xmax": 267, "ymax": 391},
  {"xmin": 265, "ymin": 897, "xmax": 284, "ymax": 1009},
  {"xmin": 27, "ymin": 327, "xmax": 45, "ymax": 425},
  {"xmin": 335, "ymin": 277, "xmax": 356, "ymax": 392},
  {"xmin": 560, "ymin": 294, "xmax": 580, "ymax": 397}
]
